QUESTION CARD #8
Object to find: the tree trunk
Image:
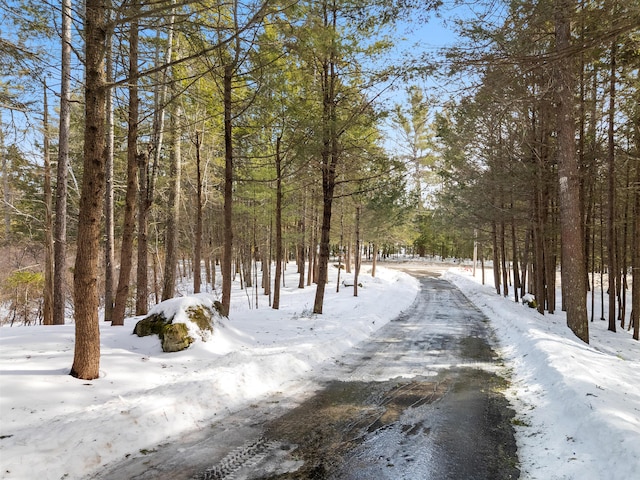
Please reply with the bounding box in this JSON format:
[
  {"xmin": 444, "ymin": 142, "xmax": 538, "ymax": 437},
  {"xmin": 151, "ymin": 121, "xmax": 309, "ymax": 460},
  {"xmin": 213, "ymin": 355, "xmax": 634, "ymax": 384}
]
[
  {"xmin": 620, "ymin": 162, "xmax": 630, "ymax": 328},
  {"xmin": 308, "ymin": 203, "xmax": 317, "ymax": 286},
  {"xmin": 162, "ymin": 105, "xmax": 181, "ymax": 301},
  {"xmin": 71, "ymin": 0, "xmax": 107, "ymax": 379},
  {"xmin": 313, "ymin": 4, "xmax": 339, "ymax": 314},
  {"xmin": 273, "ymin": 136, "xmax": 283, "ymax": 309},
  {"xmin": 520, "ymin": 228, "xmax": 531, "ymax": 299},
  {"xmin": 136, "ymin": 146, "xmax": 149, "ymax": 315},
  {"xmin": 511, "ymin": 215, "xmax": 520, "ymax": 303},
  {"xmin": 500, "ymin": 218, "xmax": 509, "ymax": 297},
  {"xmin": 298, "ymin": 192, "xmax": 306, "ymax": 290},
  {"xmin": 221, "ymin": 65, "xmax": 234, "ymax": 317},
  {"xmin": 112, "ymin": 15, "xmax": 140, "ymax": 326},
  {"xmin": 372, "ymin": 242, "xmax": 377, "ymax": 278},
  {"xmin": 135, "ymin": 24, "xmax": 169, "ymax": 314},
  {"xmin": 54, "ymin": 0, "xmax": 72, "ymax": 326},
  {"xmin": 104, "ymin": 29, "xmax": 115, "ymax": 322},
  {"xmin": 194, "ymin": 131, "xmax": 203, "ymax": 294},
  {"xmin": 1, "ymin": 112, "xmax": 7, "ymax": 237},
  {"xmin": 492, "ymin": 221, "xmax": 501, "ymax": 295},
  {"xmin": 606, "ymin": 39, "xmax": 617, "ymax": 333},
  {"xmin": 354, "ymin": 206, "xmax": 360, "ymax": 297},
  {"xmin": 545, "ymin": 221, "xmax": 557, "ymax": 314},
  {"xmin": 314, "ymin": 183, "xmax": 335, "ymax": 314},
  {"xmin": 554, "ymin": 0, "xmax": 588, "ymax": 342},
  {"xmin": 632, "ymin": 157, "xmax": 640, "ymax": 340},
  {"xmin": 42, "ymin": 82, "xmax": 54, "ymax": 326}
]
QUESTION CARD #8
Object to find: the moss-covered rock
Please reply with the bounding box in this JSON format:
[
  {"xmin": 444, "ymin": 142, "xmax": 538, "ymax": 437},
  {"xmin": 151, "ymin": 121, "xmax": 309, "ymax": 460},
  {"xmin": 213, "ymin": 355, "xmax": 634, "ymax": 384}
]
[
  {"xmin": 133, "ymin": 313, "xmax": 170, "ymax": 337},
  {"xmin": 161, "ymin": 323, "xmax": 193, "ymax": 352},
  {"xmin": 212, "ymin": 300, "xmax": 225, "ymax": 317},
  {"xmin": 185, "ymin": 305, "xmax": 214, "ymax": 334},
  {"xmin": 133, "ymin": 296, "xmax": 221, "ymax": 352},
  {"xmin": 522, "ymin": 293, "xmax": 538, "ymax": 309}
]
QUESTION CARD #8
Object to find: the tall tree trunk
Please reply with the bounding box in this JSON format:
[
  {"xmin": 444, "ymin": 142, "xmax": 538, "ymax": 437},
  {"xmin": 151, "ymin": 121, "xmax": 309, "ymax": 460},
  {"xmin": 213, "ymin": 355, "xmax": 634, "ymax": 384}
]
[
  {"xmin": 370, "ymin": 242, "xmax": 377, "ymax": 277},
  {"xmin": 221, "ymin": 65, "xmax": 234, "ymax": 317},
  {"xmin": 1, "ymin": 112, "xmax": 7, "ymax": 237},
  {"xmin": 308, "ymin": 202, "xmax": 317, "ymax": 286},
  {"xmin": 632, "ymin": 157, "xmax": 640, "ymax": 341},
  {"xmin": 298, "ymin": 194, "xmax": 306, "ymax": 290},
  {"xmin": 545, "ymin": 219, "xmax": 557, "ymax": 314},
  {"xmin": 314, "ymin": 177, "xmax": 335, "ymax": 314},
  {"xmin": 492, "ymin": 221, "xmax": 501, "ymax": 295},
  {"xmin": 313, "ymin": 3, "xmax": 339, "ymax": 314},
  {"xmin": 43, "ymin": 82, "xmax": 54, "ymax": 326},
  {"xmin": 54, "ymin": 0, "xmax": 72, "ymax": 326},
  {"xmin": 336, "ymin": 205, "xmax": 344, "ymax": 293},
  {"xmin": 112, "ymin": 15, "xmax": 140, "ymax": 326},
  {"xmin": 500, "ymin": 217, "xmax": 509, "ymax": 297},
  {"xmin": 533, "ymin": 212, "xmax": 546, "ymax": 314},
  {"xmin": 136, "ymin": 147, "xmax": 150, "ymax": 314},
  {"xmin": 162, "ymin": 105, "xmax": 181, "ymax": 301},
  {"xmin": 520, "ymin": 227, "xmax": 531, "ymax": 299},
  {"xmin": 71, "ymin": 0, "xmax": 107, "ymax": 379},
  {"xmin": 104, "ymin": 27, "xmax": 115, "ymax": 323},
  {"xmin": 554, "ymin": 0, "xmax": 588, "ymax": 342},
  {"xmin": 606, "ymin": 39, "xmax": 617, "ymax": 332},
  {"xmin": 194, "ymin": 131, "xmax": 203, "ymax": 294},
  {"xmin": 619, "ymin": 162, "xmax": 630, "ymax": 328},
  {"xmin": 511, "ymin": 217, "xmax": 520, "ymax": 303},
  {"xmin": 354, "ymin": 206, "xmax": 360, "ymax": 297},
  {"xmin": 273, "ymin": 136, "xmax": 283, "ymax": 309}
]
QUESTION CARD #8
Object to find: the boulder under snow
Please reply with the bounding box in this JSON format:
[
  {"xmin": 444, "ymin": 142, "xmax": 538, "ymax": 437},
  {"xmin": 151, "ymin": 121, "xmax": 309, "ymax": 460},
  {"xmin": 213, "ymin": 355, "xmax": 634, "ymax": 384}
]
[{"xmin": 133, "ymin": 294, "xmax": 225, "ymax": 352}]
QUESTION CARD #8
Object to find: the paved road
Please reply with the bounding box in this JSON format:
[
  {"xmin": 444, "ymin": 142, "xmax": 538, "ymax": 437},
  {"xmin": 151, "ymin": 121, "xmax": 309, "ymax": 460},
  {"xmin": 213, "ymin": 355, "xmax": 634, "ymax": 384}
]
[{"xmin": 92, "ymin": 267, "xmax": 519, "ymax": 480}]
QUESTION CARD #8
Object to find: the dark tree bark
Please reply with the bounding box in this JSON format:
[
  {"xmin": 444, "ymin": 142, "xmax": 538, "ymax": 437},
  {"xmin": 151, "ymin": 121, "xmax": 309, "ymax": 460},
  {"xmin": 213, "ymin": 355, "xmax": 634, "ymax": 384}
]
[
  {"xmin": 273, "ymin": 136, "xmax": 283, "ymax": 309},
  {"xmin": 312, "ymin": 0, "xmax": 342, "ymax": 314},
  {"xmin": 371, "ymin": 242, "xmax": 377, "ymax": 278},
  {"xmin": 194, "ymin": 131, "xmax": 203, "ymax": 294},
  {"xmin": 54, "ymin": 0, "xmax": 72, "ymax": 326},
  {"xmin": 354, "ymin": 206, "xmax": 361, "ymax": 297},
  {"xmin": 297, "ymin": 200, "xmax": 306, "ymax": 290},
  {"xmin": 554, "ymin": 0, "xmax": 589, "ymax": 343},
  {"xmin": 632, "ymin": 160, "xmax": 640, "ymax": 341},
  {"xmin": 511, "ymin": 217, "xmax": 520, "ymax": 304},
  {"xmin": 104, "ymin": 28, "xmax": 115, "ymax": 323},
  {"xmin": 162, "ymin": 106, "xmax": 181, "ymax": 301},
  {"xmin": 136, "ymin": 146, "xmax": 150, "ymax": 314},
  {"xmin": 606, "ymin": 39, "xmax": 617, "ymax": 333},
  {"xmin": 71, "ymin": 0, "xmax": 107, "ymax": 379},
  {"xmin": 221, "ymin": 64, "xmax": 234, "ymax": 317},
  {"xmin": 500, "ymin": 217, "xmax": 509, "ymax": 298},
  {"xmin": 112, "ymin": 15, "xmax": 140, "ymax": 326},
  {"xmin": 492, "ymin": 221, "xmax": 501, "ymax": 295},
  {"xmin": 43, "ymin": 82, "xmax": 54, "ymax": 326}
]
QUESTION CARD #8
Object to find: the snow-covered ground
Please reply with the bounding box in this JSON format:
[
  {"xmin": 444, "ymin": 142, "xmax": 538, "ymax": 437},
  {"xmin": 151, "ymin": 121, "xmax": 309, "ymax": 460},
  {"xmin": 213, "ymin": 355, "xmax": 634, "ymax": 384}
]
[
  {"xmin": 444, "ymin": 267, "xmax": 640, "ymax": 480},
  {"xmin": 1, "ymin": 262, "xmax": 638, "ymax": 480}
]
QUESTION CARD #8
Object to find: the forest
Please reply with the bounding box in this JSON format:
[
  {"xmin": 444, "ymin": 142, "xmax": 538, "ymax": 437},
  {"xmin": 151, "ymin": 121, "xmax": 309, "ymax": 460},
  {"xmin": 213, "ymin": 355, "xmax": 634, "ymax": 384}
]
[{"xmin": 0, "ymin": 0, "xmax": 638, "ymax": 379}]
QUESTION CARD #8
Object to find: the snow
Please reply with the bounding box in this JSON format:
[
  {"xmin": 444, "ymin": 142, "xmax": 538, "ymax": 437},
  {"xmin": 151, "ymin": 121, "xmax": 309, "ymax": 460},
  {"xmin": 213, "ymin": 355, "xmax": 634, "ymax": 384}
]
[
  {"xmin": 1, "ymin": 262, "xmax": 639, "ymax": 479},
  {"xmin": 444, "ymin": 267, "xmax": 640, "ymax": 480}
]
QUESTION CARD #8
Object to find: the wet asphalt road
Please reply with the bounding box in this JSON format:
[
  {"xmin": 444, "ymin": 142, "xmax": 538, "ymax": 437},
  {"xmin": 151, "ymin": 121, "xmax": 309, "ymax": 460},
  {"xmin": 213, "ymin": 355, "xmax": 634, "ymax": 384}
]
[{"xmin": 92, "ymin": 267, "xmax": 519, "ymax": 480}]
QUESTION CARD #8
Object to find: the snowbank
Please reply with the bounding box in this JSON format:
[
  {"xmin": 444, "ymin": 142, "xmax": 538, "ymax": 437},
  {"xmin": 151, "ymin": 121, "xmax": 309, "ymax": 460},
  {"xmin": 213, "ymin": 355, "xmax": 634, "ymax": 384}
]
[{"xmin": 0, "ymin": 266, "xmax": 419, "ymax": 480}]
